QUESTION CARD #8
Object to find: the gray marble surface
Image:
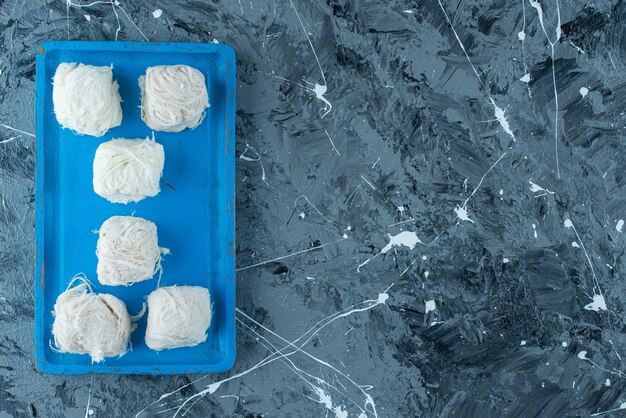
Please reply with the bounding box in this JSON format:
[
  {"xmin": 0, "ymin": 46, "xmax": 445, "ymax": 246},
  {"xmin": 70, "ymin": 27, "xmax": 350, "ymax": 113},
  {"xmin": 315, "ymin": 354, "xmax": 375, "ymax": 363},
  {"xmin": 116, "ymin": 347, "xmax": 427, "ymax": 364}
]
[{"xmin": 2, "ymin": 0, "xmax": 626, "ymax": 417}]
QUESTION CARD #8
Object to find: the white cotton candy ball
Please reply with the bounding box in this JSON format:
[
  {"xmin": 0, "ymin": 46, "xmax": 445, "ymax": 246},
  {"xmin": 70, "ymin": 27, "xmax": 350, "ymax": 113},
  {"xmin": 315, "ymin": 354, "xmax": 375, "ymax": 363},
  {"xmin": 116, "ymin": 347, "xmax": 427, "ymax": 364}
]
[
  {"xmin": 96, "ymin": 216, "xmax": 168, "ymax": 286},
  {"xmin": 93, "ymin": 138, "xmax": 165, "ymax": 204},
  {"xmin": 139, "ymin": 65, "xmax": 209, "ymax": 132},
  {"xmin": 52, "ymin": 63, "xmax": 123, "ymax": 137},
  {"xmin": 145, "ymin": 286, "xmax": 212, "ymax": 351},
  {"xmin": 52, "ymin": 277, "xmax": 133, "ymax": 363}
]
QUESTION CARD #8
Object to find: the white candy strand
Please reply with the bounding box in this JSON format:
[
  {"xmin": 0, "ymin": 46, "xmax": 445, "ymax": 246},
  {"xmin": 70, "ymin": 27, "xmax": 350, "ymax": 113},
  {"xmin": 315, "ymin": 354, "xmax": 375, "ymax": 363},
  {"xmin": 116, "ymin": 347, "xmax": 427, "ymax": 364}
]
[
  {"xmin": 52, "ymin": 63, "xmax": 123, "ymax": 137},
  {"xmin": 145, "ymin": 286, "xmax": 212, "ymax": 351},
  {"xmin": 96, "ymin": 216, "xmax": 169, "ymax": 286},
  {"xmin": 140, "ymin": 65, "xmax": 209, "ymax": 132},
  {"xmin": 51, "ymin": 275, "xmax": 135, "ymax": 363},
  {"xmin": 93, "ymin": 138, "xmax": 165, "ymax": 204}
]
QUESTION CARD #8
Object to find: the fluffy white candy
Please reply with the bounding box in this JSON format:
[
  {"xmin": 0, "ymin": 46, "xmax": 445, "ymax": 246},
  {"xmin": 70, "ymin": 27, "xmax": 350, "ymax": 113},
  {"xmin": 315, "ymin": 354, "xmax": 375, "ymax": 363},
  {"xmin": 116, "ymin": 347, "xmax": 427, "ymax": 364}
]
[
  {"xmin": 145, "ymin": 286, "xmax": 212, "ymax": 351},
  {"xmin": 140, "ymin": 65, "xmax": 209, "ymax": 132},
  {"xmin": 52, "ymin": 277, "xmax": 133, "ymax": 363},
  {"xmin": 52, "ymin": 63, "xmax": 123, "ymax": 137},
  {"xmin": 96, "ymin": 216, "xmax": 168, "ymax": 286},
  {"xmin": 93, "ymin": 138, "xmax": 165, "ymax": 204}
]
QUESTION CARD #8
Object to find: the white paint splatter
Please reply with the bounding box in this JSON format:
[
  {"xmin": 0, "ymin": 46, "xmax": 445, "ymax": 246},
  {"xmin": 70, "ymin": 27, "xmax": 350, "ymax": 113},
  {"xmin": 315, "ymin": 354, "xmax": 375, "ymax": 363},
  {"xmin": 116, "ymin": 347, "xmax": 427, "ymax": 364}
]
[
  {"xmin": 590, "ymin": 401, "xmax": 626, "ymax": 416},
  {"xmin": 208, "ymin": 290, "xmax": 389, "ymax": 418},
  {"xmin": 157, "ymin": 284, "xmax": 389, "ymax": 418},
  {"xmin": 564, "ymin": 218, "xmax": 605, "ymax": 311},
  {"xmin": 237, "ymin": 237, "xmax": 347, "ymax": 272},
  {"xmin": 240, "ymin": 144, "xmax": 272, "ymax": 188},
  {"xmin": 152, "ymin": 9, "xmax": 162, "ymax": 18},
  {"xmin": 295, "ymin": 195, "xmax": 335, "ymax": 225},
  {"xmin": 616, "ymin": 219, "xmax": 624, "ymax": 232},
  {"xmin": 289, "ymin": 0, "xmax": 332, "ymax": 118},
  {"xmin": 569, "ymin": 40, "xmax": 585, "ymax": 54},
  {"xmin": 311, "ymin": 83, "xmax": 332, "ymax": 118},
  {"xmin": 425, "ymin": 300, "xmax": 436, "ymax": 314},
  {"xmin": 113, "ymin": 2, "xmax": 150, "ymax": 41},
  {"xmin": 518, "ymin": 0, "xmax": 532, "ymax": 98},
  {"xmin": 324, "ymin": 130, "xmax": 340, "ymax": 156},
  {"xmin": 344, "ymin": 184, "xmax": 361, "ymax": 206},
  {"xmin": 434, "ymin": 0, "xmax": 484, "ymax": 86},
  {"xmin": 454, "ymin": 206, "xmax": 474, "ymax": 223},
  {"xmin": 399, "ymin": 260, "xmax": 418, "ymax": 276},
  {"xmin": 608, "ymin": 51, "xmax": 617, "ymax": 69},
  {"xmin": 529, "ymin": 179, "xmax": 554, "ymax": 196},
  {"xmin": 0, "ymin": 123, "xmax": 35, "ymax": 137},
  {"xmin": 434, "ymin": 0, "xmax": 524, "ymax": 148},
  {"xmin": 529, "ymin": 0, "xmax": 562, "ymax": 178},
  {"xmin": 312, "ymin": 387, "xmax": 348, "ymax": 418},
  {"xmin": 381, "ymin": 231, "xmax": 422, "ymax": 253},
  {"xmin": 584, "ymin": 294, "xmax": 607, "ymax": 312},
  {"xmin": 84, "ymin": 375, "xmax": 94, "ymax": 418},
  {"xmin": 489, "ymin": 98, "xmax": 516, "ymax": 142},
  {"xmin": 360, "ymin": 175, "xmax": 376, "ymax": 190},
  {"xmin": 455, "ymin": 152, "xmax": 507, "ymax": 224},
  {"xmin": 0, "ymin": 135, "xmax": 21, "ymax": 145},
  {"xmin": 388, "ymin": 218, "xmax": 416, "ymax": 227},
  {"xmin": 357, "ymin": 231, "xmax": 422, "ymax": 272}
]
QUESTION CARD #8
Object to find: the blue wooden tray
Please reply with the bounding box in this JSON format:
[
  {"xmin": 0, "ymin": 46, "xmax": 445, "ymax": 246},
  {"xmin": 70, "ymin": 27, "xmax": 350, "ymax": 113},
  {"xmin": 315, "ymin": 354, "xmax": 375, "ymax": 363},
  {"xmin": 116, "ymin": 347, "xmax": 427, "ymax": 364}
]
[{"xmin": 34, "ymin": 41, "xmax": 236, "ymax": 374}]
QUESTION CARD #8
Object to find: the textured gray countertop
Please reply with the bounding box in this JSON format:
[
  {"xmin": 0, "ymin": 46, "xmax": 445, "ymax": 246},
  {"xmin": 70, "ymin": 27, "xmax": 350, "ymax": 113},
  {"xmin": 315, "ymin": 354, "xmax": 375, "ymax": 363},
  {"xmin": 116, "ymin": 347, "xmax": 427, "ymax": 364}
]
[{"xmin": 1, "ymin": 0, "xmax": 626, "ymax": 417}]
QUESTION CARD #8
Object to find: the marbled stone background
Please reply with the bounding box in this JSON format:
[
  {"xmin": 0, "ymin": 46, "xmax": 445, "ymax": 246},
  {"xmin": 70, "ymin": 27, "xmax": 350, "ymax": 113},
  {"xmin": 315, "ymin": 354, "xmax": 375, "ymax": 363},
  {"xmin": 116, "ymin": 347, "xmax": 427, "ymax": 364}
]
[{"xmin": 1, "ymin": 0, "xmax": 625, "ymax": 417}]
